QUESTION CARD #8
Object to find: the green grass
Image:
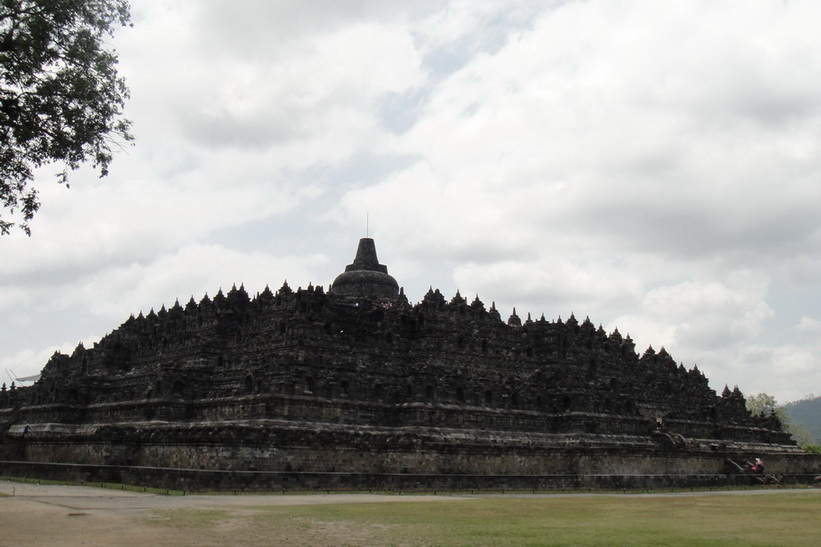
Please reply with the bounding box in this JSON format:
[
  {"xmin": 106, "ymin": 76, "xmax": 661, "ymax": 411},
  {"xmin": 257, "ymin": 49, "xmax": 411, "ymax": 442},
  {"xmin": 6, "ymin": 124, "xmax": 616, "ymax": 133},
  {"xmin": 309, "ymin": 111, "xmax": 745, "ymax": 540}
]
[{"xmin": 147, "ymin": 491, "xmax": 821, "ymax": 546}]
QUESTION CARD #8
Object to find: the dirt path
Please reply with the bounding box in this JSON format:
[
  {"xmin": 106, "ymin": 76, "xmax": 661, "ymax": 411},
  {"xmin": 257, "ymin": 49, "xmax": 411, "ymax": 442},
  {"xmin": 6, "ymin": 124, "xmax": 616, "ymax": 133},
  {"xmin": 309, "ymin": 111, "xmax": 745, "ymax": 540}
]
[
  {"xmin": 1, "ymin": 481, "xmax": 817, "ymax": 546},
  {"xmin": 0, "ymin": 481, "xmax": 467, "ymax": 546}
]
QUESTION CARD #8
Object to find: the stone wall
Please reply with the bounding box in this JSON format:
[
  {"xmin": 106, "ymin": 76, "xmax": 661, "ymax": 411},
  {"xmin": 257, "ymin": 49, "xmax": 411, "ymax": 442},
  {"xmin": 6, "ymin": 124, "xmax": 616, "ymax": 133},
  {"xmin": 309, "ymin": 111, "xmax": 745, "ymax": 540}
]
[
  {"xmin": 3, "ymin": 459, "xmax": 819, "ymax": 493},
  {"xmin": 3, "ymin": 419, "xmax": 817, "ymax": 492},
  {"xmin": 0, "ymin": 245, "xmax": 807, "ymax": 491}
]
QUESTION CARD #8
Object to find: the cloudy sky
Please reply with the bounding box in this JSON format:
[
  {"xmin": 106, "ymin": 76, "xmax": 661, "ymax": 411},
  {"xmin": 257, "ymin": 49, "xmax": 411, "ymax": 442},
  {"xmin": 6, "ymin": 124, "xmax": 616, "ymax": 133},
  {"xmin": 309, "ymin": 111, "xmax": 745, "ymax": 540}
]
[{"xmin": 3, "ymin": 0, "xmax": 821, "ymax": 404}]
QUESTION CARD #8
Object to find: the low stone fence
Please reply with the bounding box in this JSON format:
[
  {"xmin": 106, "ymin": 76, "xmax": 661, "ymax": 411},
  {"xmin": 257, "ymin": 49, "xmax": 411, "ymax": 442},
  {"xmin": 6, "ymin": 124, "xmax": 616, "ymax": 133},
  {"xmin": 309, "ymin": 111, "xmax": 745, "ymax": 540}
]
[{"xmin": 2, "ymin": 460, "xmax": 819, "ymax": 493}]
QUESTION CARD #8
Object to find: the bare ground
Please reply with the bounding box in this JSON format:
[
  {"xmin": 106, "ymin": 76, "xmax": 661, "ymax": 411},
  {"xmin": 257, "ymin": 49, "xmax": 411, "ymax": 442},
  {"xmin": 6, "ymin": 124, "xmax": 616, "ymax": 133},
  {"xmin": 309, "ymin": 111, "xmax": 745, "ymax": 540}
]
[
  {"xmin": 0, "ymin": 481, "xmax": 466, "ymax": 546},
  {"xmin": 1, "ymin": 480, "xmax": 817, "ymax": 546}
]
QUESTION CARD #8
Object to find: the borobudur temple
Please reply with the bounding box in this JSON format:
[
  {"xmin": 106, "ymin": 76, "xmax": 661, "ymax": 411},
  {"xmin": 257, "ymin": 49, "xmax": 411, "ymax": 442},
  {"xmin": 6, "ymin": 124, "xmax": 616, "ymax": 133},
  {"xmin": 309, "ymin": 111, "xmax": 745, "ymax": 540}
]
[{"xmin": 1, "ymin": 238, "xmax": 818, "ymax": 491}]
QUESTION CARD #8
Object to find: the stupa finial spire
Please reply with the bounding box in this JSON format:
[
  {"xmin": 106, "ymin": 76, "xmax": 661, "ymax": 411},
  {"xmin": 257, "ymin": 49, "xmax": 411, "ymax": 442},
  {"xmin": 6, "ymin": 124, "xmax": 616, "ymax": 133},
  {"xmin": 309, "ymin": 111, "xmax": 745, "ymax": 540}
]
[{"xmin": 330, "ymin": 237, "xmax": 399, "ymax": 299}]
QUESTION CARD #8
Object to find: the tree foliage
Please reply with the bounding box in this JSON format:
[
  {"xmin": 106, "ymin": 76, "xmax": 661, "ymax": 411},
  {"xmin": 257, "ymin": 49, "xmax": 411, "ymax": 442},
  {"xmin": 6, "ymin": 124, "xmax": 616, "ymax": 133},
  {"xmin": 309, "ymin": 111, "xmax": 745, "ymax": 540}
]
[
  {"xmin": 745, "ymin": 392, "xmax": 780, "ymax": 418},
  {"xmin": 1, "ymin": 0, "xmax": 132, "ymax": 235},
  {"xmin": 746, "ymin": 392, "xmax": 816, "ymax": 450},
  {"xmin": 783, "ymin": 393, "xmax": 821, "ymax": 444}
]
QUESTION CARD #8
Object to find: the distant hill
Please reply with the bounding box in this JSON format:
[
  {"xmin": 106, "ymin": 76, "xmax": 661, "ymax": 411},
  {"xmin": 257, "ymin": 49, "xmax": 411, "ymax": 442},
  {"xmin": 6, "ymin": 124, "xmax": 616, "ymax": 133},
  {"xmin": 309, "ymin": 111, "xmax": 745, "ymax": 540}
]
[{"xmin": 784, "ymin": 395, "xmax": 821, "ymax": 444}]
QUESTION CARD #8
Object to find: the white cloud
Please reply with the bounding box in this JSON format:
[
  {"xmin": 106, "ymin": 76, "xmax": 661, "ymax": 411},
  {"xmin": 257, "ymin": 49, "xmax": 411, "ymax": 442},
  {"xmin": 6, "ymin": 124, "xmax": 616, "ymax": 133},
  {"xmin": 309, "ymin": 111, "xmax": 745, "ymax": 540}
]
[
  {"xmin": 796, "ymin": 316, "xmax": 821, "ymax": 332},
  {"xmin": 4, "ymin": 0, "xmax": 821, "ymax": 404},
  {"xmin": 1, "ymin": 347, "xmax": 60, "ymax": 385}
]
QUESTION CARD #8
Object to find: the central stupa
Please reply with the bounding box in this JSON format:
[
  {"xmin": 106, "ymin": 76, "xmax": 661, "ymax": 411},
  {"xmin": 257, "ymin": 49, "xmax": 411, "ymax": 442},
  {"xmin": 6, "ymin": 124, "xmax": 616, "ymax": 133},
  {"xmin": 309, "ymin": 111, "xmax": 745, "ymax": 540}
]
[{"xmin": 330, "ymin": 237, "xmax": 399, "ymax": 300}]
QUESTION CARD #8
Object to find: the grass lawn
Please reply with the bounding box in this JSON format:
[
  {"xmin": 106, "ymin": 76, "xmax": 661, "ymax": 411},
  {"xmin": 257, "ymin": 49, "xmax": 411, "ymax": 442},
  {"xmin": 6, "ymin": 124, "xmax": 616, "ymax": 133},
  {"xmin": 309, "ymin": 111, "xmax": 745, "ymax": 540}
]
[{"xmin": 148, "ymin": 490, "xmax": 821, "ymax": 546}]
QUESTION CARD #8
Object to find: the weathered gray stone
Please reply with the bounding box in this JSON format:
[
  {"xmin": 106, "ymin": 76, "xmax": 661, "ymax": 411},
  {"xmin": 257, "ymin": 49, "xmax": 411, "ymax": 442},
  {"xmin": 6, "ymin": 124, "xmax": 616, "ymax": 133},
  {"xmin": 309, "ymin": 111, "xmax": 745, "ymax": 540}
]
[{"xmin": 1, "ymin": 238, "xmax": 817, "ymax": 491}]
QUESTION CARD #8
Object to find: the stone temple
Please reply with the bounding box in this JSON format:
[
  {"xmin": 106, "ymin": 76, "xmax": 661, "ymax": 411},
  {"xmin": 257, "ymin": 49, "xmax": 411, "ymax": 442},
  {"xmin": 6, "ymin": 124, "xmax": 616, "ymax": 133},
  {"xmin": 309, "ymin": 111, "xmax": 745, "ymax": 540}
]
[{"xmin": 1, "ymin": 238, "xmax": 818, "ymax": 491}]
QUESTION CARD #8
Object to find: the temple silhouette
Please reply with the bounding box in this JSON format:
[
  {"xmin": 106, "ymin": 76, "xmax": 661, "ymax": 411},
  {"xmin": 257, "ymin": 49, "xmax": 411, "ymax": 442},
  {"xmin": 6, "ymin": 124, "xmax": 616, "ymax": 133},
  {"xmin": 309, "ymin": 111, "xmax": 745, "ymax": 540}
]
[{"xmin": 1, "ymin": 238, "xmax": 817, "ymax": 491}]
